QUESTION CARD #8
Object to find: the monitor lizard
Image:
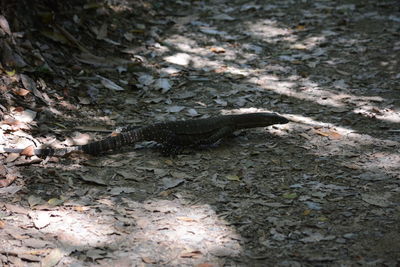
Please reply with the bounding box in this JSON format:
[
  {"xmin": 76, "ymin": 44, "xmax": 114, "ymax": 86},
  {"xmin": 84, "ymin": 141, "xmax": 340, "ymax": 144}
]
[{"xmin": 2, "ymin": 112, "xmax": 289, "ymax": 157}]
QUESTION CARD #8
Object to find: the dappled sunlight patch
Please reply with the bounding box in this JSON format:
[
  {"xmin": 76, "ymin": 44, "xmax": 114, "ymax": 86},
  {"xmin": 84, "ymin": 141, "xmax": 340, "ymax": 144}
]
[
  {"xmin": 223, "ymin": 65, "xmax": 252, "ymax": 76},
  {"xmin": 164, "ymin": 52, "xmax": 223, "ymax": 70},
  {"xmin": 353, "ymin": 104, "xmax": 400, "ymax": 123},
  {"xmin": 342, "ymin": 151, "xmax": 400, "ymax": 177},
  {"xmin": 2, "ymin": 197, "xmax": 244, "ymax": 264},
  {"xmin": 289, "ymin": 113, "xmax": 399, "ymax": 144},
  {"xmin": 289, "ymin": 114, "xmax": 399, "ymax": 176},
  {"xmin": 257, "ymin": 75, "xmax": 399, "ymax": 125},
  {"xmin": 134, "ymin": 199, "xmax": 243, "ymax": 259},
  {"xmin": 289, "ymin": 114, "xmax": 352, "ymax": 133},
  {"xmin": 259, "ymin": 76, "xmax": 350, "ymax": 108},
  {"xmin": 290, "ymin": 36, "xmax": 327, "ymax": 50},
  {"xmin": 246, "ymin": 19, "xmax": 293, "ymax": 40},
  {"xmin": 36, "ymin": 208, "xmax": 119, "ymax": 248},
  {"xmin": 221, "ymin": 107, "xmax": 283, "ymax": 115},
  {"xmin": 164, "ymin": 52, "xmax": 192, "ymax": 66}
]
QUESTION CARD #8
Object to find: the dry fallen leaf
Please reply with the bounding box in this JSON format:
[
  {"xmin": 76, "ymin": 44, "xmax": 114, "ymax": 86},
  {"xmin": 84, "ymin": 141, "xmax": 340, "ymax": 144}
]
[
  {"xmin": 313, "ymin": 127, "xmax": 328, "ymax": 136},
  {"xmin": 73, "ymin": 206, "xmax": 90, "ymax": 212},
  {"xmin": 142, "ymin": 256, "xmax": 157, "ymax": 264},
  {"xmin": 177, "ymin": 216, "xmax": 197, "ymax": 222},
  {"xmin": 196, "ymin": 263, "xmax": 216, "ymax": 267},
  {"xmin": 299, "ymin": 133, "xmax": 311, "ymax": 140},
  {"xmin": 41, "ymin": 248, "xmax": 64, "ymax": 267},
  {"xmin": 313, "ymin": 128, "xmax": 342, "ymax": 139},
  {"xmin": 0, "ymin": 174, "xmax": 17, "ymax": 187},
  {"xmin": 40, "ymin": 30, "xmax": 69, "ymax": 44},
  {"xmin": 20, "ymin": 146, "xmax": 35, "ymax": 157},
  {"xmin": 328, "ymin": 131, "xmax": 342, "ymax": 140},
  {"xmin": 303, "ymin": 209, "xmax": 311, "ymax": 216},
  {"xmin": 97, "ymin": 75, "xmax": 125, "ymax": 91},
  {"xmin": 343, "ymin": 163, "xmax": 360, "ymax": 170},
  {"xmin": 214, "ymin": 65, "xmax": 228, "ymax": 73},
  {"xmin": 28, "ymin": 195, "xmax": 43, "ymax": 207},
  {"xmin": 210, "ymin": 47, "xmax": 225, "ymax": 53},
  {"xmin": 226, "ymin": 174, "xmax": 240, "ymax": 181},
  {"xmin": 0, "ymin": 15, "xmax": 11, "ymax": 35},
  {"xmin": 13, "ymin": 88, "xmax": 30, "ymax": 96},
  {"xmin": 48, "ymin": 198, "xmax": 64, "ymax": 206},
  {"xmin": 5, "ymin": 204, "xmax": 30, "ymax": 214},
  {"xmin": 181, "ymin": 250, "xmax": 202, "ymax": 258},
  {"xmin": 12, "ymin": 109, "xmax": 37, "ymax": 123},
  {"xmin": 283, "ymin": 192, "xmax": 298, "ymax": 199}
]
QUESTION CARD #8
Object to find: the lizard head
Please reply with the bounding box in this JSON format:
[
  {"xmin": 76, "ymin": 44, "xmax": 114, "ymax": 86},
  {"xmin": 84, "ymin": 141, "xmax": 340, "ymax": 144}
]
[
  {"xmin": 262, "ymin": 112, "xmax": 289, "ymax": 124},
  {"xmin": 235, "ymin": 112, "xmax": 289, "ymax": 128}
]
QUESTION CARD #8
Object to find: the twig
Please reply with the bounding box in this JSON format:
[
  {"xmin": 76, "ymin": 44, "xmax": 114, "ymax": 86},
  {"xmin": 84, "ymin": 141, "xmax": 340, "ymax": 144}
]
[{"xmin": 53, "ymin": 24, "xmax": 93, "ymax": 55}]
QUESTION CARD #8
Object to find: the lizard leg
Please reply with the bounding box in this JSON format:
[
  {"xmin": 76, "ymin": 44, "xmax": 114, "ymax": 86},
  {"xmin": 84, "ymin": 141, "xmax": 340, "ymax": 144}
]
[
  {"xmin": 159, "ymin": 131, "xmax": 184, "ymax": 156},
  {"xmin": 196, "ymin": 126, "xmax": 234, "ymax": 146},
  {"xmin": 160, "ymin": 126, "xmax": 234, "ymax": 156},
  {"xmin": 160, "ymin": 144, "xmax": 184, "ymax": 156}
]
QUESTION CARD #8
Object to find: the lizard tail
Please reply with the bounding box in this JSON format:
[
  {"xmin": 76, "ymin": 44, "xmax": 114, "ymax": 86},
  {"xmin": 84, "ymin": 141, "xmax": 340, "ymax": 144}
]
[
  {"xmin": 3, "ymin": 127, "xmax": 145, "ymax": 156},
  {"xmin": 79, "ymin": 127, "xmax": 144, "ymax": 155}
]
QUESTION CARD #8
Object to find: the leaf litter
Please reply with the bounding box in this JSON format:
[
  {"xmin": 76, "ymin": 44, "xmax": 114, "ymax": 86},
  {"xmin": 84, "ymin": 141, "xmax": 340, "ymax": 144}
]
[{"xmin": 0, "ymin": 0, "xmax": 399, "ymax": 266}]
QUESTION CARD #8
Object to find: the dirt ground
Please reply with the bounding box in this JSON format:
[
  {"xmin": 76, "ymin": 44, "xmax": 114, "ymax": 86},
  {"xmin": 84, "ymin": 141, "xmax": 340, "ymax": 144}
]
[{"xmin": 0, "ymin": 0, "xmax": 399, "ymax": 266}]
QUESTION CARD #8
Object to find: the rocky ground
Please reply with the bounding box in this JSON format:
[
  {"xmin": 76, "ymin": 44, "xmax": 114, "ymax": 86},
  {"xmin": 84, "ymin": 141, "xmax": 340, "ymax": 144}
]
[{"xmin": 0, "ymin": 0, "xmax": 399, "ymax": 266}]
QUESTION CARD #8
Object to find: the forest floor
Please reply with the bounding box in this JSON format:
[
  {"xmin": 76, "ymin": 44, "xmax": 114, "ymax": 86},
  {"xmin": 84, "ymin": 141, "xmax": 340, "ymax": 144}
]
[{"xmin": 0, "ymin": 0, "xmax": 399, "ymax": 266}]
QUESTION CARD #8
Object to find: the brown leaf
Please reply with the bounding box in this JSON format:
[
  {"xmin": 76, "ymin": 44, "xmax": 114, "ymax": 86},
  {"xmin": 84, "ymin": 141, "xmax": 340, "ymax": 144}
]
[
  {"xmin": 303, "ymin": 209, "xmax": 311, "ymax": 216},
  {"xmin": 214, "ymin": 65, "xmax": 228, "ymax": 73},
  {"xmin": 343, "ymin": 163, "xmax": 360, "ymax": 170},
  {"xmin": 181, "ymin": 250, "xmax": 202, "ymax": 258},
  {"xmin": 13, "ymin": 87, "xmax": 31, "ymax": 96},
  {"xmin": 21, "ymin": 146, "xmax": 35, "ymax": 157},
  {"xmin": 73, "ymin": 206, "xmax": 90, "ymax": 212},
  {"xmin": 13, "ymin": 106, "xmax": 24, "ymax": 112},
  {"xmin": 0, "ymin": 174, "xmax": 17, "ymax": 187},
  {"xmin": 4, "ymin": 153, "xmax": 19, "ymax": 163},
  {"xmin": 1, "ymin": 118, "xmax": 26, "ymax": 130},
  {"xmin": 328, "ymin": 131, "xmax": 342, "ymax": 140},
  {"xmin": 142, "ymin": 256, "xmax": 157, "ymax": 264},
  {"xmin": 210, "ymin": 47, "xmax": 225, "ymax": 53},
  {"xmin": 0, "ymin": 165, "xmax": 6, "ymax": 176},
  {"xmin": 177, "ymin": 216, "xmax": 197, "ymax": 222},
  {"xmin": 196, "ymin": 263, "xmax": 216, "ymax": 267},
  {"xmin": 313, "ymin": 128, "xmax": 341, "ymax": 139},
  {"xmin": 158, "ymin": 190, "xmax": 173, "ymax": 197},
  {"xmin": 5, "ymin": 204, "xmax": 30, "ymax": 214}
]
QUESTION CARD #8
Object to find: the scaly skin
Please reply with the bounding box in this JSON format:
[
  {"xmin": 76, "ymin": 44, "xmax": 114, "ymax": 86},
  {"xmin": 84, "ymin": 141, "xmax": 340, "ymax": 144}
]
[{"xmin": 3, "ymin": 112, "xmax": 289, "ymax": 157}]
